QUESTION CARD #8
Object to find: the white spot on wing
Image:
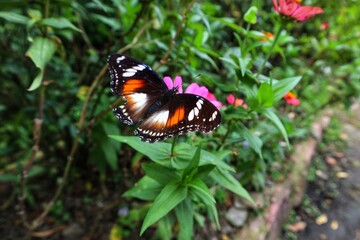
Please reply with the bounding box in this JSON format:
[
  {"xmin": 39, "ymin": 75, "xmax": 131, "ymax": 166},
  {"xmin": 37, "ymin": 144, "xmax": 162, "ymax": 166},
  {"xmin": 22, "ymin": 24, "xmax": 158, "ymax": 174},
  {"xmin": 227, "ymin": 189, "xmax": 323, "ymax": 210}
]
[
  {"xmin": 116, "ymin": 56, "xmax": 125, "ymax": 63},
  {"xmin": 123, "ymin": 71, "xmax": 136, "ymax": 77},
  {"xmin": 188, "ymin": 109, "xmax": 195, "ymax": 121}
]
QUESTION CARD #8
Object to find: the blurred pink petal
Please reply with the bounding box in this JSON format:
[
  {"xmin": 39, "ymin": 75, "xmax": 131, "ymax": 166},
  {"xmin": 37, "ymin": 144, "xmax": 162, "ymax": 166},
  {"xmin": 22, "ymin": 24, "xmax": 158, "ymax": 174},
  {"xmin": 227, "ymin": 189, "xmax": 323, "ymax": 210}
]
[
  {"xmin": 226, "ymin": 94, "xmax": 247, "ymax": 108},
  {"xmin": 272, "ymin": 0, "xmax": 323, "ymax": 22},
  {"xmin": 284, "ymin": 92, "xmax": 300, "ymax": 106}
]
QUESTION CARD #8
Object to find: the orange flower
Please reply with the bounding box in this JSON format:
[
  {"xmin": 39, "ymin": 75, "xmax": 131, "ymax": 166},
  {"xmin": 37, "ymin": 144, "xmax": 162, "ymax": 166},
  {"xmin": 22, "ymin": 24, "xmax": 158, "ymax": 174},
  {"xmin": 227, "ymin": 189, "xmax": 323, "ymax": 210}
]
[
  {"xmin": 260, "ymin": 32, "xmax": 275, "ymax": 42},
  {"xmin": 284, "ymin": 92, "xmax": 300, "ymax": 106},
  {"xmin": 272, "ymin": 0, "xmax": 323, "ymax": 22}
]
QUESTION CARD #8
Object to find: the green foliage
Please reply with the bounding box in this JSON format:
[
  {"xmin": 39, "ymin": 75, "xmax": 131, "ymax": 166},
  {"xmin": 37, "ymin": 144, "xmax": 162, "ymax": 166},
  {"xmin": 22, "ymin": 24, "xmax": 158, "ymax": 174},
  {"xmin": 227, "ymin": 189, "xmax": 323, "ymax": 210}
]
[{"xmin": 1, "ymin": 0, "xmax": 359, "ymax": 239}]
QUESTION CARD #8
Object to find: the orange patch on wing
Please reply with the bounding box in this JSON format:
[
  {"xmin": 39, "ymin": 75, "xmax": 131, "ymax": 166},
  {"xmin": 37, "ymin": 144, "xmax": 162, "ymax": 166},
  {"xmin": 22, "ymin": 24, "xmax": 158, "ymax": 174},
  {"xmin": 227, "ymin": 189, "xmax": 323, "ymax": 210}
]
[
  {"xmin": 166, "ymin": 106, "xmax": 185, "ymax": 127},
  {"xmin": 122, "ymin": 79, "xmax": 145, "ymax": 95}
]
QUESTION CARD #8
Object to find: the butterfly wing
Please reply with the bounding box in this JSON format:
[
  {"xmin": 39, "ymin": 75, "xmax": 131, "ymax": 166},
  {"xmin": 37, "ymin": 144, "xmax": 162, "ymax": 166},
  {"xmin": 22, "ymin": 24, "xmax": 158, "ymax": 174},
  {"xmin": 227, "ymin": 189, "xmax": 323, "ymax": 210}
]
[
  {"xmin": 134, "ymin": 94, "xmax": 221, "ymax": 142},
  {"xmin": 108, "ymin": 54, "xmax": 169, "ymax": 125}
]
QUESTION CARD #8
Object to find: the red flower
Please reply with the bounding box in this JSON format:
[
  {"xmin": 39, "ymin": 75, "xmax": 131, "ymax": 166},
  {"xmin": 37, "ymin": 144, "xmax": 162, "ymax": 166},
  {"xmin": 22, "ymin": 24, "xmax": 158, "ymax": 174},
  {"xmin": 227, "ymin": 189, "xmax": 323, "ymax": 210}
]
[
  {"xmin": 272, "ymin": 0, "xmax": 323, "ymax": 22},
  {"xmin": 284, "ymin": 92, "xmax": 300, "ymax": 106},
  {"xmin": 226, "ymin": 94, "xmax": 248, "ymax": 109}
]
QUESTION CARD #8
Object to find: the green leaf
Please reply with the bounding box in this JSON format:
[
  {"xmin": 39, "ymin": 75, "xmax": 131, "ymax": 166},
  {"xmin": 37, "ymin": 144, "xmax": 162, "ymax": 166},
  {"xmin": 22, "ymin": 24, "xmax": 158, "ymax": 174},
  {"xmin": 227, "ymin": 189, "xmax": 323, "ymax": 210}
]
[
  {"xmin": 109, "ymin": 136, "xmax": 234, "ymax": 172},
  {"xmin": 215, "ymin": 17, "xmax": 245, "ymax": 34},
  {"xmin": 273, "ymin": 76, "xmax": 302, "ymax": 102},
  {"xmin": 244, "ymin": 6, "xmax": 258, "ymax": 24},
  {"xmin": 140, "ymin": 181, "xmax": 187, "ymax": 235},
  {"xmin": 258, "ymin": 82, "xmax": 274, "ymax": 107},
  {"xmin": 174, "ymin": 143, "xmax": 234, "ymax": 172},
  {"xmin": 175, "ymin": 199, "xmax": 194, "ymax": 240},
  {"xmin": 182, "ymin": 145, "xmax": 201, "ymax": 179},
  {"xmin": 196, "ymin": 164, "xmax": 216, "ymax": 179},
  {"xmin": 238, "ymin": 123, "xmax": 263, "ymax": 159},
  {"xmin": 108, "ymin": 136, "xmax": 171, "ymax": 164},
  {"xmin": 210, "ymin": 168, "xmax": 254, "ymax": 204},
  {"xmin": 0, "ymin": 11, "xmax": 29, "ymax": 24},
  {"xmin": 188, "ymin": 178, "xmax": 219, "ymax": 228},
  {"xmin": 142, "ymin": 163, "xmax": 180, "ymax": 185},
  {"xmin": 42, "ymin": 18, "xmax": 81, "ymax": 32},
  {"xmin": 188, "ymin": 178, "xmax": 215, "ymax": 204},
  {"xmin": 0, "ymin": 173, "xmax": 18, "ymax": 182},
  {"xmin": 157, "ymin": 215, "xmax": 173, "ymax": 240},
  {"xmin": 123, "ymin": 176, "xmax": 162, "ymax": 201},
  {"xmin": 26, "ymin": 37, "xmax": 57, "ymax": 91},
  {"xmin": 238, "ymin": 56, "xmax": 251, "ymax": 77},
  {"xmin": 263, "ymin": 108, "xmax": 289, "ymax": 147},
  {"xmin": 28, "ymin": 166, "xmax": 45, "ymax": 178}
]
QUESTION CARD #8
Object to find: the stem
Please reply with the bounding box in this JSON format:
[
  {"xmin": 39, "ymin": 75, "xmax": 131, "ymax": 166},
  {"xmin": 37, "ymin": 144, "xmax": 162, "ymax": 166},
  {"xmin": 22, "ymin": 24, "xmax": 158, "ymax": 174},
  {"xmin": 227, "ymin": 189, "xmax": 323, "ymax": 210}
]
[
  {"xmin": 256, "ymin": 22, "xmax": 283, "ymax": 78},
  {"xmin": 241, "ymin": 22, "xmax": 251, "ymax": 56},
  {"xmin": 171, "ymin": 136, "xmax": 178, "ymax": 157},
  {"xmin": 154, "ymin": 0, "xmax": 196, "ymax": 71},
  {"xmin": 217, "ymin": 120, "xmax": 234, "ymax": 151}
]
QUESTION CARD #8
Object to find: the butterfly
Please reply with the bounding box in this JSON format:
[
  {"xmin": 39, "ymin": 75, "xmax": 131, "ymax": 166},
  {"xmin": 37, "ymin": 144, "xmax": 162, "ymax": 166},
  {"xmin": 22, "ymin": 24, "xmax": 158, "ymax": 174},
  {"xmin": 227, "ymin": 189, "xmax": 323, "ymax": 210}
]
[{"xmin": 108, "ymin": 54, "xmax": 221, "ymax": 143}]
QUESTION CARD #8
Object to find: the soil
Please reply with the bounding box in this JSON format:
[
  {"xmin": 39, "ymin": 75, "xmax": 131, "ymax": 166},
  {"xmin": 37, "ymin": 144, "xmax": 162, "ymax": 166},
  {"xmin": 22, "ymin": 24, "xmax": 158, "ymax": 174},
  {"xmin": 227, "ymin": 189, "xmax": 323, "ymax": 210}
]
[{"xmin": 289, "ymin": 104, "xmax": 360, "ymax": 240}]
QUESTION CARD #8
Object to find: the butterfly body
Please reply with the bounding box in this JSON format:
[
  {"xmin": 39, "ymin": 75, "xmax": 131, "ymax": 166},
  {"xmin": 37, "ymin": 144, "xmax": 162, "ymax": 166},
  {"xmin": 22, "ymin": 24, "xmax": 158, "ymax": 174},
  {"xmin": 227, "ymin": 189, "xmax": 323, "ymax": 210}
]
[{"xmin": 108, "ymin": 54, "xmax": 221, "ymax": 143}]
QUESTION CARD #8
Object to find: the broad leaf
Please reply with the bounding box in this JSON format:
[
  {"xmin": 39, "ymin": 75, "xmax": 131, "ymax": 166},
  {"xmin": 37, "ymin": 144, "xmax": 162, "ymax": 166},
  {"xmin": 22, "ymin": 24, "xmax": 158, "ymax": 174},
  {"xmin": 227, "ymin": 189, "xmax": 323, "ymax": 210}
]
[
  {"xmin": 123, "ymin": 176, "xmax": 162, "ymax": 201},
  {"xmin": 109, "ymin": 136, "xmax": 234, "ymax": 172},
  {"xmin": 244, "ymin": 6, "xmax": 258, "ymax": 24},
  {"xmin": 238, "ymin": 123, "xmax": 263, "ymax": 159},
  {"xmin": 258, "ymin": 82, "xmax": 274, "ymax": 107},
  {"xmin": 182, "ymin": 145, "xmax": 201, "ymax": 179},
  {"xmin": 263, "ymin": 108, "xmax": 290, "ymax": 147},
  {"xmin": 175, "ymin": 199, "xmax": 194, "ymax": 240},
  {"xmin": 189, "ymin": 178, "xmax": 219, "ymax": 228},
  {"xmin": 140, "ymin": 181, "xmax": 187, "ymax": 235},
  {"xmin": 210, "ymin": 168, "xmax": 254, "ymax": 204},
  {"xmin": 26, "ymin": 37, "xmax": 57, "ymax": 91},
  {"xmin": 0, "ymin": 11, "xmax": 29, "ymax": 24},
  {"xmin": 273, "ymin": 76, "xmax": 302, "ymax": 102},
  {"xmin": 142, "ymin": 163, "xmax": 180, "ymax": 185},
  {"xmin": 108, "ymin": 136, "xmax": 171, "ymax": 164},
  {"xmin": 42, "ymin": 18, "xmax": 81, "ymax": 32}
]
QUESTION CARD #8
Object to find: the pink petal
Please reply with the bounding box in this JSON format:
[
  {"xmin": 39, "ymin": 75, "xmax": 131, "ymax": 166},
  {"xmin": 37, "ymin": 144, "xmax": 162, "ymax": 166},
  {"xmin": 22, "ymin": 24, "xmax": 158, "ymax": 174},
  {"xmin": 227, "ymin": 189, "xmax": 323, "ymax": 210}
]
[
  {"xmin": 280, "ymin": 0, "xmax": 299, "ymax": 16},
  {"xmin": 226, "ymin": 94, "xmax": 235, "ymax": 104},
  {"xmin": 164, "ymin": 76, "xmax": 173, "ymax": 90},
  {"xmin": 173, "ymin": 76, "xmax": 183, "ymax": 93},
  {"xmin": 288, "ymin": 98, "xmax": 300, "ymax": 106},
  {"xmin": 291, "ymin": 6, "xmax": 324, "ymax": 21},
  {"xmin": 272, "ymin": 0, "xmax": 280, "ymax": 12},
  {"xmin": 185, "ymin": 83, "xmax": 209, "ymax": 97},
  {"xmin": 207, "ymin": 93, "xmax": 222, "ymax": 109}
]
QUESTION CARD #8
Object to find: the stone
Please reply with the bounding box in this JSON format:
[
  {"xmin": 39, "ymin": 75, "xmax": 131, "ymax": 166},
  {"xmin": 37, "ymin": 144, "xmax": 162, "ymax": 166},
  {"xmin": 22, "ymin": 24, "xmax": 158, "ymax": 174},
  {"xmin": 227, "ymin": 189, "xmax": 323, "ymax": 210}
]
[{"xmin": 225, "ymin": 207, "xmax": 248, "ymax": 227}]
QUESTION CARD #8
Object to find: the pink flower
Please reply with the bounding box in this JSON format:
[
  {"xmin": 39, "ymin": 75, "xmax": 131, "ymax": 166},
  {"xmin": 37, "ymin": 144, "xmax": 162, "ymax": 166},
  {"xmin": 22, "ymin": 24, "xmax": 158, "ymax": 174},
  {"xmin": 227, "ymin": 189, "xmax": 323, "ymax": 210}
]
[
  {"xmin": 164, "ymin": 76, "xmax": 222, "ymax": 109},
  {"xmin": 272, "ymin": 0, "xmax": 323, "ymax": 22},
  {"xmin": 320, "ymin": 21, "xmax": 329, "ymax": 30},
  {"xmin": 226, "ymin": 94, "xmax": 248, "ymax": 109},
  {"xmin": 284, "ymin": 92, "xmax": 300, "ymax": 106}
]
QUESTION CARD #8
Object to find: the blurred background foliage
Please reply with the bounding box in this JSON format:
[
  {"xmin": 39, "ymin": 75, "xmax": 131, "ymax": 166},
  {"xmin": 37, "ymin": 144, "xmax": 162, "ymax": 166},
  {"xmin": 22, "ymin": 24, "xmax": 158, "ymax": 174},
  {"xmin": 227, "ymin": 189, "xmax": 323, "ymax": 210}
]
[{"xmin": 0, "ymin": 0, "xmax": 359, "ymax": 239}]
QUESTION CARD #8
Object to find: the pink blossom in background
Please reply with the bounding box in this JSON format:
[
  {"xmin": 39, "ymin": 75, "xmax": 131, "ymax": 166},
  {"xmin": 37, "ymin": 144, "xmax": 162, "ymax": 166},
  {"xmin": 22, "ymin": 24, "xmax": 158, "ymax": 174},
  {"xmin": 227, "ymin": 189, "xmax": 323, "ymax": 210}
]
[
  {"xmin": 226, "ymin": 94, "xmax": 248, "ymax": 109},
  {"xmin": 320, "ymin": 21, "xmax": 329, "ymax": 30},
  {"xmin": 164, "ymin": 76, "xmax": 222, "ymax": 109},
  {"xmin": 272, "ymin": 0, "xmax": 323, "ymax": 22},
  {"xmin": 284, "ymin": 92, "xmax": 300, "ymax": 106}
]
